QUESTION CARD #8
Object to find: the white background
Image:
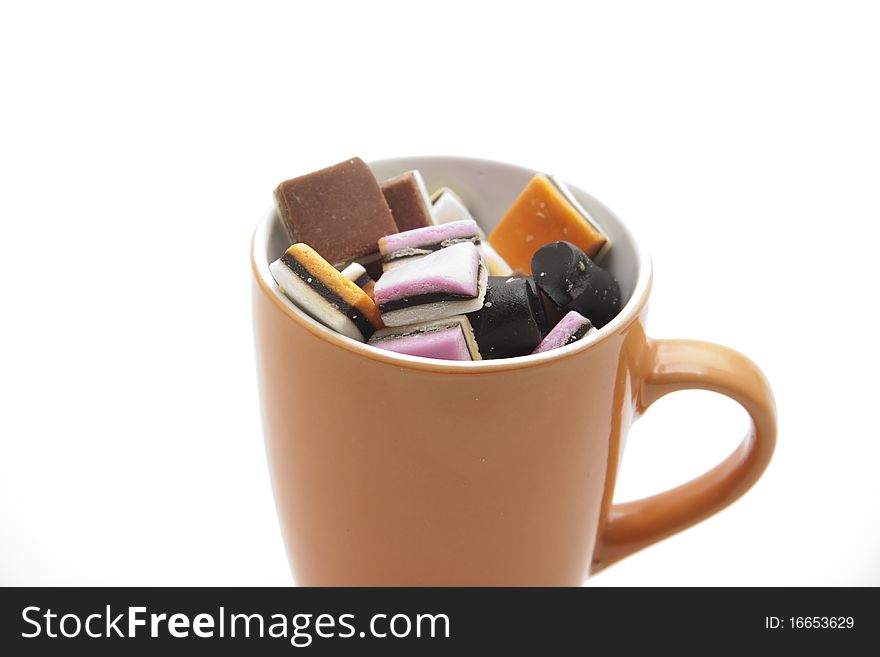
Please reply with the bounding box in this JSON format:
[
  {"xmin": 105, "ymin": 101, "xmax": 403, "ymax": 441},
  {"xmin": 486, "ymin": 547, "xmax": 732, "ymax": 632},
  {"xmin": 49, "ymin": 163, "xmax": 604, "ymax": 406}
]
[{"xmin": 1, "ymin": 1, "xmax": 878, "ymax": 586}]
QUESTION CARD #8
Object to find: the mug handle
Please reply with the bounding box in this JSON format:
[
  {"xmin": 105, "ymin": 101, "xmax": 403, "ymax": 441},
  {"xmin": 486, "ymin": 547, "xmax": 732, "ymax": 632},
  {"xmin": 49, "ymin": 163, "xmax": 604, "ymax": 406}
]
[{"xmin": 591, "ymin": 338, "xmax": 777, "ymax": 573}]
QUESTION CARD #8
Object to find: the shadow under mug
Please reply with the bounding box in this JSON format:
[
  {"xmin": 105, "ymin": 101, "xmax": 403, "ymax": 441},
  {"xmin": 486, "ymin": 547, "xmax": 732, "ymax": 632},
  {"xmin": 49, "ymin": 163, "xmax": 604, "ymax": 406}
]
[{"xmin": 251, "ymin": 156, "xmax": 776, "ymax": 585}]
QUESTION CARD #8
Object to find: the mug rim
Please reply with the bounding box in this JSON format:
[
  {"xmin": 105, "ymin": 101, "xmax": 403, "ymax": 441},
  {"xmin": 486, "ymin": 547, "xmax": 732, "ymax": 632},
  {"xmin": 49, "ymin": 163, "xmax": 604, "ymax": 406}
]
[{"xmin": 251, "ymin": 155, "xmax": 653, "ymax": 373}]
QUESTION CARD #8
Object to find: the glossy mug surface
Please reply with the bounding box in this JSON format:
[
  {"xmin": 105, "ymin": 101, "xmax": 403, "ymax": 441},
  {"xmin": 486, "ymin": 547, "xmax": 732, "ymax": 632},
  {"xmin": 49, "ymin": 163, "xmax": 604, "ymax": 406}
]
[{"xmin": 251, "ymin": 157, "xmax": 776, "ymax": 585}]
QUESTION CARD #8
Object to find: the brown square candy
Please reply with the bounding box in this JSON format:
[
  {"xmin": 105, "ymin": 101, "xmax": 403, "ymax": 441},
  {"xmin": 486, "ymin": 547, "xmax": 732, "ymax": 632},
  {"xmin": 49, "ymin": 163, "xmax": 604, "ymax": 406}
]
[
  {"xmin": 273, "ymin": 157, "xmax": 398, "ymax": 267},
  {"xmin": 380, "ymin": 170, "xmax": 434, "ymax": 232}
]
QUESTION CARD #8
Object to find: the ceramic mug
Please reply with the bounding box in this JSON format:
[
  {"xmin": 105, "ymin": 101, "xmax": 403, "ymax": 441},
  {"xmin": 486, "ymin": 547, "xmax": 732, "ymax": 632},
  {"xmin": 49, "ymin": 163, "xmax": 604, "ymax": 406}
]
[{"xmin": 251, "ymin": 156, "xmax": 776, "ymax": 585}]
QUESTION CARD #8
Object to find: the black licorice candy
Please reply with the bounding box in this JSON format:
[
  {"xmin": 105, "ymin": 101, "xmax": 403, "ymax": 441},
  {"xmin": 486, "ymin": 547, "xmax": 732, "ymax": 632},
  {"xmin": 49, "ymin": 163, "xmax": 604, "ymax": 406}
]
[
  {"xmin": 531, "ymin": 241, "xmax": 621, "ymax": 329},
  {"xmin": 466, "ymin": 276, "xmax": 548, "ymax": 359}
]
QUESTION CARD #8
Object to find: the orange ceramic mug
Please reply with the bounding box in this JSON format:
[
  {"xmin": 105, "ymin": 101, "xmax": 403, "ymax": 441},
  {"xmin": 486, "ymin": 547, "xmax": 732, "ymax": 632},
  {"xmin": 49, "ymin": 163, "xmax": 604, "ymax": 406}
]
[{"xmin": 251, "ymin": 156, "xmax": 776, "ymax": 585}]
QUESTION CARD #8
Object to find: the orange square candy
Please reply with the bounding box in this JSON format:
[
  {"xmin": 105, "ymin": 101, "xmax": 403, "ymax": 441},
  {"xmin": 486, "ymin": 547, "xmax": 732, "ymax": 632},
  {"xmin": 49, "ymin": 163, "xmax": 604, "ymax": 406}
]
[{"xmin": 488, "ymin": 174, "xmax": 609, "ymax": 274}]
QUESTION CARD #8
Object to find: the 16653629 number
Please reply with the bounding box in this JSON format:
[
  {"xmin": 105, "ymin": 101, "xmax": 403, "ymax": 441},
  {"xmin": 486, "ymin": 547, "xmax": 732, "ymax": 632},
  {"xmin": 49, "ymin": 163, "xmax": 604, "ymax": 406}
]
[{"xmin": 790, "ymin": 617, "xmax": 854, "ymax": 629}]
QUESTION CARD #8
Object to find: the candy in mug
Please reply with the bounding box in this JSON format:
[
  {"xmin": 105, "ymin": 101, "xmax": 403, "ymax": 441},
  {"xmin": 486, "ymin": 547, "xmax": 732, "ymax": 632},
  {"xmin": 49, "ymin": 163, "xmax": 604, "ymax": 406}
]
[{"xmin": 252, "ymin": 155, "xmax": 777, "ymax": 585}]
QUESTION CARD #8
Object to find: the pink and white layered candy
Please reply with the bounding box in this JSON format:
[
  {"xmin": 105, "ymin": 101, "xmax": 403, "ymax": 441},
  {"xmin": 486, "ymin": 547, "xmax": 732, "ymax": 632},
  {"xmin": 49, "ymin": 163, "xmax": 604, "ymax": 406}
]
[
  {"xmin": 432, "ymin": 191, "xmax": 512, "ymax": 276},
  {"xmin": 369, "ymin": 316, "xmax": 482, "ymax": 361},
  {"xmin": 378, "ymin": 219, "xmax": 481, "ymax": 270},
  {"xmin": 373, "ymin": 241, "xmax": 488, "ymax": 327},
  {"xmin": 531, "ymin": 311, "xmax": 595, "ymax": 354}
]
